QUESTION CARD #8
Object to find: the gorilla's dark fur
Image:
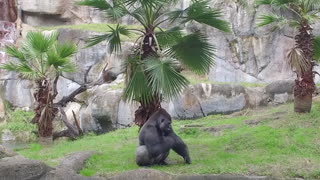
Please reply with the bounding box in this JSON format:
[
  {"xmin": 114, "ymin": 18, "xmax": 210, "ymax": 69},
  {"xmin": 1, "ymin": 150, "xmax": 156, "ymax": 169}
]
[{"xmin": 135, "ymin": 108, "xmax": 191, "ymax": 166}]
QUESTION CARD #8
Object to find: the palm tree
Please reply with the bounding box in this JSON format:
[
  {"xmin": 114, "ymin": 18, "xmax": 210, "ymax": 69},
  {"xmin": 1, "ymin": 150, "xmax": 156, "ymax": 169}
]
[
  {"xmin": 256, "ymin": 0, "xmax": 320, "ymax": 113},
  {"xmin": 0, "ymin": 31, "xmax": 77, "ymax": 137},
  {"xmin": 77, "ymin": 0, "xmax": 230, "ymax": 127}
]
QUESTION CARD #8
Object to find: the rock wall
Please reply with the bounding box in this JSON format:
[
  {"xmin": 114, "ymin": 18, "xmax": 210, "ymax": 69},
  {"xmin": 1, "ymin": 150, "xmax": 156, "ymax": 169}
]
[
  {"xmin": 0, "ymin": 0, "xmax": 17, "ymax": 22},
  {"xmin": 15, "ymin": 0, "xmax": 320, "ymax": 83},
  {"xmin": 199, "ymin": 0, "xmax": 320, "ymax": 83}
]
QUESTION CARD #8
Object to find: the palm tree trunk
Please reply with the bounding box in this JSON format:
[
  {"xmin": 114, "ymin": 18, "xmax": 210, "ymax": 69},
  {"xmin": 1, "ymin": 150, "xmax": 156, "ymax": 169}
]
[
  {"xmin": 134, "ymin": 30, "xmax": 161, "ymax": 127},
  {"xmin": 293, "ymin": 21, "xmax": 316, "ymax": 113},
  {"xmin": 32, "ymin": 79, "xmax": 57, "ymax": 137}
]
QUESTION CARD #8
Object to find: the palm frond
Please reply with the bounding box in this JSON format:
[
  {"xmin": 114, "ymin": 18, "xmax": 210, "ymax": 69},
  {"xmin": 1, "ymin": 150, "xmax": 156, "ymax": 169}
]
[
  {"xmin": 123, "ymin": 66, "xmax": 153, "ymax": 104},
  {"xmin": 106, "ymin": 2, "xmax": 127, "ymax": 20},
  {"xmin": 85, "ymin": 34, "xmax": 110, "ymax": 48},
  {"xmin": 58, "ymin": 62, "xmax": 77, "ymax": 73},
  {"xmin": 47, "ymin": 50, "xmax": 65, "ymax": 68},
  {"xmin": 0, "ymin": 62, "xmax": 19, "ymax": 71},
  {"xmin": 184, "ymin": 0, "xmax": 231, "ymax": 32},
  {"xmin": 130, "ymin": 7, "xmax": 148, "ymax": 28},
  {"xmin": 166, "ymin": 32, "xmax": 216, "ymax": 74},
  {"xmin": 156, "ymin": 27, "xmax": 183, "ymax": 48},
  {"xmin": 2, "ymin": 31, "xmax": 77, "ymax": 80},
  {"xmin": 85, "ymin": 24, "xmax": 131, "ymax": 53},
  {"xmin": 256, "ymin": 14, "xmax": 284, "ymax": 27},
  {"xmin": 145, "ymin": 57, "xmax": 189, "ymax": 100},
  {"xmin": 56, "ymin": 43, "xmax": 77, "ymax": 58},
  {"xmin": 15, "ymin": 63, "xmax": 41, "ymax": 79},
  {"xmin": 0, "ymin": 62, "xmax": 41, "ymax": 80},
  {"xmin": 75, "ymin": 0, "xmax": 112, "ymax": 10},
  {"xmin": 108, "ymin": 24, "xmax": 131, "ymax": 53},
  {"xmin": 26, "ymin": 31, "xmax": 57, "ymax": 53},
  {"xmin": 287, "ymin": 47, "xmax": 311, "ymax": 75},
  {"xmin": 166, "ymin": 9, "xmax": 186, "ymax": 24},
  {"xmin": 125, "ymin": 0, "xmax": 166, "ymax": 8},
  {"xmin": 313, "ymin": 36, "xmax": 320, "ymax": 62},
  {"xmin": 5, "ymin": 46, "xmax": 25, "ymax": 62}
]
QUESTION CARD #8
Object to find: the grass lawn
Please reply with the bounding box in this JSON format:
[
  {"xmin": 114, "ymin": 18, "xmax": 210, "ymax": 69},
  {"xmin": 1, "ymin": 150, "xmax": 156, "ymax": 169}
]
[
  {"xmin": 37, "ymin": 23, "xmax": 143, "ymax": 42},
  {"xmin": 16, "ymin": 100, "xmax": 320, "ymax": 179}
]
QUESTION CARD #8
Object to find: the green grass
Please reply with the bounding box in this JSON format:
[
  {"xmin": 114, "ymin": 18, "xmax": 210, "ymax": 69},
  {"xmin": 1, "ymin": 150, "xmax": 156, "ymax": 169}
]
[
  {"xmin": 37, "ymin": 23, "xmax": 143, "ymax": 42},
  {"xmin": 16, "ymin": 102, "xmax": 320, "ymax": 179},
  {"xmin": 0, "ymin": 109, "xmax": 35, "ymax": 133}
]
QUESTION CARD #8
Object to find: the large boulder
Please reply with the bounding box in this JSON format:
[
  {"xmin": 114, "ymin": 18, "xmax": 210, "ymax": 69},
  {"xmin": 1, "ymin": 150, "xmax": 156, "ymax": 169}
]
[
  {"xmin": 245, "ymin": 87, "xmax": 269, "ymax": 108},
  {"xmin": 77, "ymin": 83, "xmax": 125, "ymax": 133},
  {"xmin": 0, "ymin": 155, "xmax": 52, "ymax": 179},
  {"xmin": 0, "ymin": 96, "xmax": 5, "ymax": 122},
  {"xmin": 265, "ymin": 80, "xmax": 294, "ymax": 105},
  {"xmin": 169, "ymin": 84, "xmax": 247, "ymax": 119},
  {"xmin": 109, "ymin": 169, "xmax": 173, "ymax": 180},
  {"xmin": 0, "ymin": 145, "xmax": 18, "ymax": 159},
  {"xmin": 2, "ymin": 73, "xmax": 34, "ymax": 108}
]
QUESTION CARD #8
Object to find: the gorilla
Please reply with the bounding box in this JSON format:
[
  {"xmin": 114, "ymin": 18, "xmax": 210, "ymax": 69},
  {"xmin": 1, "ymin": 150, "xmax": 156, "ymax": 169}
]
[{"xmin": 135, "ymin": 108, "xmax": 191, "ymax": 166}]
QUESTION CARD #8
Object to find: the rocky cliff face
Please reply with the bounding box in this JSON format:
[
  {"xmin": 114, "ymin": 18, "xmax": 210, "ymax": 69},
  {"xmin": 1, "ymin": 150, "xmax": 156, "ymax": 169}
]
[{"xmin": 13, "ymin": 0, "xmax": 320, "ymax": 83}]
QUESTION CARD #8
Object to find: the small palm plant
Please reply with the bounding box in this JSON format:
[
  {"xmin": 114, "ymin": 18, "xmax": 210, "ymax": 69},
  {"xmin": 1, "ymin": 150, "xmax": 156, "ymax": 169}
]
[
  {"xmin": 256, "ymin": 0, "xmax": 320, "ymax": 113},
  {"xmin": 0, "ymin": 31, "xmax": 77, "ymax": 137},
  {"xmin": 77, "ymin": 0, "xmax": 230, "ymax": 127}
]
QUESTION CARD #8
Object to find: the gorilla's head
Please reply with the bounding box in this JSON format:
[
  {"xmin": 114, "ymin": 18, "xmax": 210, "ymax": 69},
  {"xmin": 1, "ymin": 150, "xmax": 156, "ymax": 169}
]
[
  {"xmin": 159, "ymin": 117, "xmax": 172, "ymax": 135},
  {"xmin": 156, "ymin": 109, "xmax": 172, "ymax": 136}
]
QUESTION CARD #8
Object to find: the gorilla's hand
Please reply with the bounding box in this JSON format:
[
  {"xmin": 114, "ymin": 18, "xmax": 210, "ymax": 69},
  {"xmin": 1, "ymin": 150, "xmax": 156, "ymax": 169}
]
[{"xmin": 184, "ymin": 156, "xmax": 191, "ymax": 164}]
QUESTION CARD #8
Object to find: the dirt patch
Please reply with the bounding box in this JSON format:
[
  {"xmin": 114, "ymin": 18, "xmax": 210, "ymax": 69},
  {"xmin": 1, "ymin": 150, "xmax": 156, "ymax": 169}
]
[
  {"xmin": 203, "ymin": 125, "xmax": 235, "ymax": 136},
  {"xmin": 245, "ymin": 111, "xmax": 288, "ymax": 126}
]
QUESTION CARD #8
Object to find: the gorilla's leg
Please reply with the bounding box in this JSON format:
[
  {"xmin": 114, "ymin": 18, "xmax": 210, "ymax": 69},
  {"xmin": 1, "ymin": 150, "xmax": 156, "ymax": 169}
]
[
  {"xmin": 135, "ymin": 145, "xmax": 170, "ymax": 166},
  {"xmin": 136, "ymin": 145, "xmax": 152, "ymax": 166},
  {"xmin": 165, "ymin": 132, "xmax": 191, "ymax": 164}
]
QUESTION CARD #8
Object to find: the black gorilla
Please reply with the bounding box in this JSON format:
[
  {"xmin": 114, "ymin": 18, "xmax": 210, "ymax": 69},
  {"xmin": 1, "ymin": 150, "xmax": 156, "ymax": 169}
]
[{"xmin": 135, "ymin": 109, "xmax": 191, "ymax": 166}]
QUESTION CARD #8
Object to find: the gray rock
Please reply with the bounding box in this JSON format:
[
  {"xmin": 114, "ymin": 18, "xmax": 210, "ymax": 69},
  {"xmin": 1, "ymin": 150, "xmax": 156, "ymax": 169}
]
[
  {"xmin": 20, "ymin": 0, "xmax": 62, "ymax": 14},
  {"xmin": 0, "ymin": 145, "xmax": 18, "ymax": 159},
  {"xmin": 265, "ymin": 80, "xmax": 294, "ymax": 105},
  {"xmin": 55, "ymin": 76, "xmax": 81, "ymax": 102},
  {"xmin": 90, "ymin": 86, "xmax": 122, "ymax": 133},
  {"xmin": 1, "ymin": 129, "xmax": 16, "ymax": 141},
  {"xmin": 108, "ymin": 168, "xmax": 173, "ymax": 180},
  {"xmin": 79, "ymin": 104, "xmax": 99, "ymax": 133},
  {"xmin": 40, "ymin": 151, "xmax": 102, "ymax": 180},
  {"xmin": 0, "ymin": 155, "xmax": 52, "ymax": 180},
  {"xmin": 57, "ymin": 151, "xmax": 96, "ymax": 172},
  {"xmin": 176, "ymin": 174, "xmax": 269, "ymax": 180},
  {"xmin": 0, "ymin": 96, "xmax": 5, "ymax": 122},
  {"xmin": 245, "ymin": 87, "xmax": 269, "ymax": 108},
  {"xmin": 265, "ymin": 80, "xmax": 294, "ymax": 96},
  {"xmin": 57, "ymin": 29, "xmax": 132, "ymax": 85},
  {"xmin": 77, "ymin": 84, "xmax": 125, "ymax": 133},
  {"xmin": 3, "ymin": 73, "xmax": 34, "ymax": 108},
  {"xmin": 41, "ymin": 168, "xmax": 96, "ymax": 180},
  {"xmin": 273, "ymin": 93, "xmax": 291, "ymax": 105},
  {"xmin": 171, "ymin": 84, "xmax": 247, "ymax": 119},
  {"xmin": 57, "ymin": 29, "xmax": 109, "ymax": 84},
  {"xmin": 117, "ymin": 100, "xmax": 139, "ymax": 128}
]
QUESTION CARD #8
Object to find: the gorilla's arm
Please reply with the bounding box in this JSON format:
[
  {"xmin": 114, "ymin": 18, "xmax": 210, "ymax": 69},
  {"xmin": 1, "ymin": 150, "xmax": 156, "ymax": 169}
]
[
  {"xmin": 144, "ymin": 129, "xmax": 174, "ymax": 157},
  {"xmin": 166, "ymin": 132, "xmax": 191, "ymax": 164},
  {"xmin": 141, "ymin": 126, "xmax": 172, "ymax": 157}
]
